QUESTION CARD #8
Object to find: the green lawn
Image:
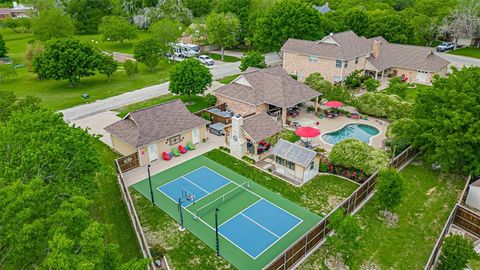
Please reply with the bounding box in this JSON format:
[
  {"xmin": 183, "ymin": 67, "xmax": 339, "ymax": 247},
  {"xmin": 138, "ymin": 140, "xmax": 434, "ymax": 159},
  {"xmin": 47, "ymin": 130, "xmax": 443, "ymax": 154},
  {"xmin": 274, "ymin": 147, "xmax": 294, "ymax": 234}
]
[
  {"xmin": 0, "ymin": 29, "xmax": 174, "ymax": 110},
  {"xmin": 300, "ymin": 161, "xmax": 465, "ymax": 269},
  {"xmin": 205, "ymin": 53, "xmax": 241, "ymax": 63},
  {"xmin": 448, "ymin": 47, "xmax": 480, "ymax": 59},
  {"xmin": 279, "ymin": 129, "xmax": 300, "ymax": 143},
  {"xmin": 91, "ymin": 140, "xmax": 142, "ymax": 262},
  {"xmin": 383, "ymin": 83, "xmax": 432, "ymax": 102},
  {"xmin": 75, "ymin": 31, "xmax": 152, "ymax": 54},
  {"xmin": 115, "ymin": 94, "xmax": 212, "ymax": 118},
  {"xmin": 217, "ymin": 73, "xmax": 240, "ymax": 84}
]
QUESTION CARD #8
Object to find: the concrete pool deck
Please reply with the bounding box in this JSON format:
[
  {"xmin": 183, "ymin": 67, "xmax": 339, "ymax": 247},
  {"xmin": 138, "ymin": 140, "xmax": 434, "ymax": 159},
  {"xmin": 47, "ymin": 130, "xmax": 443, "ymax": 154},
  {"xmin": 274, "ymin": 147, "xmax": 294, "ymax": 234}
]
[{"xmin": 289, "ymin": 112, "xmax": 389, "ymax": 151}]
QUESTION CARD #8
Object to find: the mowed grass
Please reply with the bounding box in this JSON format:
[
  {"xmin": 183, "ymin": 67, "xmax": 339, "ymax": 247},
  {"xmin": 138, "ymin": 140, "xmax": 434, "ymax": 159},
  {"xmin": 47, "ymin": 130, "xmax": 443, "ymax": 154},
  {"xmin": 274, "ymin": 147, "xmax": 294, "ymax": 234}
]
[
  {"xmin": 299, "ymin": 161, "xmax": 465, "ymax": 270},
  {"xmin": 205, "ymin": 53, "xmax": 241, "ymax": 63},
  {"xmin": 383, "ymin": 83, "xmax": 432, "ymax": 102},
  {"xmin": 0, "ymin": 29, "xmax": 174, "ymax": 110},
  {"xmin": 91, "ymin": 140, "xmax": 142, "ymax": 262},
  {"xmin": 448, "ymin": 47, "xmax": 480, "ymax": 59},
  {"xmin": 217, "ymin": 73, "xmax": 240, "ymax": 84},
  {"xmin": 279, "ymin": 129, "xmax": 301, "ymax": 143}
]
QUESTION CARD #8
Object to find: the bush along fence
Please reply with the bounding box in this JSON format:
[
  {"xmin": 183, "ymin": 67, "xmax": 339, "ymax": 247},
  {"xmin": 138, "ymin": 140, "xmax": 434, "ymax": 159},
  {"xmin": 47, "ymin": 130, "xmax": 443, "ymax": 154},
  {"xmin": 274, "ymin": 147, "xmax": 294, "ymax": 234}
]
[
  {"xmin": 265, "ymin": 146, "xmax": 420, "ymax": 270},
  {"xmin": 424, "ymin": 175, "xmax": 480, "ymax": 270}
]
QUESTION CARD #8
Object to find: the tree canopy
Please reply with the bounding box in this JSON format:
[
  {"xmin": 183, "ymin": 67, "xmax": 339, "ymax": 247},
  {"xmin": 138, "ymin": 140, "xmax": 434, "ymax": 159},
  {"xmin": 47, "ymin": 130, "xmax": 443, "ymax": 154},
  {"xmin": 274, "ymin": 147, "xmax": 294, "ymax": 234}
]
[
  {"xmin": 99, "ymin": 16, "xmax": 138, "ymax": 46},
  {"xmin": 134, "ymin": 38, "xmax": 162, "ymax": 72},
  {"xmin": 32, "ymin": 8, "xmax": 75, "ymax": 41},
  {"xmin": 66, "ymin": 0, "xmax": 113, "ymax": 34},
  {"xmin": 439, "ymin": 234, "xmax": 478, "ymax": 270},
  {"xmin": 149, "ymin": 18, "xmax": 184, "ymax": 55},
  {"xmin": 169, "ymin": 58, "xmax": 212, "ymax": 102},
  {"xmin": 239, "ymin": 51, "xmax": 266, "ymax": 71},
  {"xmin": 206, "ymin": 12, "xmax": 240, "ymax": 60},
  {"xmin": 376, "ymin": 169, "xmax": 404, "ymax": 212}
]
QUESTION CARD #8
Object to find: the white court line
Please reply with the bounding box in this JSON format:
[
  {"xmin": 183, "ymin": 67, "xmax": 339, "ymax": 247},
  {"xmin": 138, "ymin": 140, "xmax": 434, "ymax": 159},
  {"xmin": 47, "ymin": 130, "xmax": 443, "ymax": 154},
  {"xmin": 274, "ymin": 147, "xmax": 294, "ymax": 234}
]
[
  {"xmin": 156, "ymin": 166, "xmax": 209, "ymax": 189},
  {"xmin": 240, "ymin": 213, "xmax": 280, "ymax": 238},
  {"xmin": 182, "ymin": 177, "xmax": 210, "ymax": 194}
]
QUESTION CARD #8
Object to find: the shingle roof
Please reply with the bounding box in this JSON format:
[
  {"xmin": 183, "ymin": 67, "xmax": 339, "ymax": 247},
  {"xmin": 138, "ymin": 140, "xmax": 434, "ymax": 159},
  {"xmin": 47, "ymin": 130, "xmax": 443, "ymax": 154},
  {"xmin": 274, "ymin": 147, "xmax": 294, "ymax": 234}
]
[
  {"xmin": 105, "ymin": 99, "xmax": 207, "ymax": 148},
  {"xmin": 366, "ymin": 37, "xmax": 450, "ymax": 72},
  {"xmin": 242, "ymin": 113, "xmax": 283, "ymax": 143},
  {"xmin": 214, "ymin": 66, "xmax": 320, "ymax": 108},
  {"xmin": 0, "ymin": 8, "xmax": 10, "ymax": 14},
  {"xmin": 271, "ymin": 139, "xmax": 317, "ymax": 168},
  {"xmin": 282, "ymin": 31, "xmax": 372, "ymax": 60},
  {"xmin": 471, "ymin": 179, "xmax": 480, "ymax": 188}
]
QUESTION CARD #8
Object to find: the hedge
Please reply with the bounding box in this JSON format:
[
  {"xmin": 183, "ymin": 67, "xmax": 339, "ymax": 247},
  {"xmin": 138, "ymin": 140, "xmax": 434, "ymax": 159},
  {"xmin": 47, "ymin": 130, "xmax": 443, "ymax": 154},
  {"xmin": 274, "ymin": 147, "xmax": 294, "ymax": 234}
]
[{"xmin": 354, "ymin": 92, "xmax": 412, "ymax": 120}]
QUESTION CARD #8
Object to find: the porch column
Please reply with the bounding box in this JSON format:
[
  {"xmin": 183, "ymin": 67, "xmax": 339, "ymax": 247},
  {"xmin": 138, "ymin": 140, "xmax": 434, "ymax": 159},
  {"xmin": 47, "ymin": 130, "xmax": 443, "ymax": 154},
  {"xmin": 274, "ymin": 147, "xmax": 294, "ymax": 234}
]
[
  {"xmin": 281, "ymin": 107, "xmax": 287, "ymax": 127},
  {"xmin": 381, "ymin": 70, "xmax": 385, "ymax": 80},
  {"xmin": 253, "ymin": 143, "xmax": 258, "ymax": 156},
  {"xmin": 375, "ymin": 71, "xmax": 378, "ymax": 80},
  {"xmin": 314, "ymin": 96, "xmax": 319, "ymax": 113}
]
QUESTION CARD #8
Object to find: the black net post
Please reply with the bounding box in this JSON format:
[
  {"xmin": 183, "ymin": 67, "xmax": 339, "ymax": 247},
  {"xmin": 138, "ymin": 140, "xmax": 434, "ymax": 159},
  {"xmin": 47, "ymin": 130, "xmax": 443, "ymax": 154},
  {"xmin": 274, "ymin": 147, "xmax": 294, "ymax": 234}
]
[
  {"xmin": 178, "ymin": 198, "xmax": 185, "ymax": 231},
  {"xmin": 215, "ymin": 208, "xmax": 220, "ymax": 256},
  {"xmin": 148, "ymin": 164, "xmax": 154, "ymax": 205}
]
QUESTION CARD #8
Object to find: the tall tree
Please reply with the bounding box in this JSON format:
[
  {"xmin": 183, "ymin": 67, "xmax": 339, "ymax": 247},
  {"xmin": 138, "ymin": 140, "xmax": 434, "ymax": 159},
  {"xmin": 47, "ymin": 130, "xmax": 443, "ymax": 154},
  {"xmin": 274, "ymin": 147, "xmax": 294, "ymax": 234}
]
[
  {"xmin": 99, "ymin": 16, "xmax": 138, "ymax": 46},
  {"xmin": 0, "ymin": 33, "xmax": 7, "ymax": 57},
  {"xmin": 98, "ymin": 55, "xmax": 117, "ymax": 82},
  {"xmin": 216, "ymin": 0, "xmax": 253, "ymax": 42},
  {"xmin": 184, "ymin": 0, "xmax": 213, "ymax": 17},
  {"xmin": 133, "ymin": 38, "xmax": 162, "ymax": 72},
  {"xmin": 439, "ymin": 235, "xmax": 478, "ymax": 270},
  {"xmin": 254, "ymin": 0, "xmax": 324, "ymax": 52},
  {"xmin": 34, "ymin": 38, "xmax": 102, "ymax": 86},
  {"xmin": 32, "ymin": 8, "xmax": 75, "ymax": 41},
  {"xmin": 66, "ymin": 0, "xmax": 113, "ymax": 34},
  {"xmin": 149, "ymin": 18, "xmax": 184, "ymax": 55},
  {"xmin": 169, "ymin": 58, "xmax": 212, "ymax": 102},
  {"xmin": 344, "ymin": 8, "xmax": 369, "ymax": 36},
  {"xmin": 376, "ymin": 169, "xmax": 404, "ymax": 213},
  {"xmin": 239, "ymin": 51, "xmax": 266, "ymax": 71},
  {"xmin": 206, "ymin": 12, "xmax": 240, "ymax": 60},
  {"xmin": 367, "ymin": 11, "xmax": 414, "ymax": 43},
  {"xmin": 411, "ymin": 14, "xmax": 440, "ymax": 46},
  {"xmin": 440, "ymin": 2, "xmax": 480, "ymax": 47}
]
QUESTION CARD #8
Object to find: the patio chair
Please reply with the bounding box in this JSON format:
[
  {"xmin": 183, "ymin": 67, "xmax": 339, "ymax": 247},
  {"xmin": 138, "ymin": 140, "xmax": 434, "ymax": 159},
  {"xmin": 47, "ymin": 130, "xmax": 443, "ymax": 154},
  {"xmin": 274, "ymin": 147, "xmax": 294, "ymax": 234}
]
[
  {"xmin": 186, "ymin": 141, "xmax": 195, "ymax": 150},
  {"xmin": 178, "ymin": 145, "xmax": 187, "ymax": 154},
  {"xmin": 171, "ymin": 147, "xmax": 181, "ymax": 157},
  {"xmin": 162, "ymin": 152, "xmax": 172, "ymax": 161}
]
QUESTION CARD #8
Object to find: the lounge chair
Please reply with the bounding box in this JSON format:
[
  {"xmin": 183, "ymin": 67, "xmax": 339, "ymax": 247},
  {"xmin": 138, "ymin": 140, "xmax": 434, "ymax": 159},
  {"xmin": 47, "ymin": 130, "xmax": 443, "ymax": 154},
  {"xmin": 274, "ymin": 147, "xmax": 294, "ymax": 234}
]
[
  {"xmin": 186, "ymin": 141, "xmax": 195, "ymax": 150},
  {"xmin": 172, "ymin": 147, "xmax": 181, "ymax": 157},
  {"xmin": 178, "ymin": 145, "xmax": 187, "ymax": 154},
  {"xmin": 162, "ymin": 152, "xmax": 172, "ymax": 161}
]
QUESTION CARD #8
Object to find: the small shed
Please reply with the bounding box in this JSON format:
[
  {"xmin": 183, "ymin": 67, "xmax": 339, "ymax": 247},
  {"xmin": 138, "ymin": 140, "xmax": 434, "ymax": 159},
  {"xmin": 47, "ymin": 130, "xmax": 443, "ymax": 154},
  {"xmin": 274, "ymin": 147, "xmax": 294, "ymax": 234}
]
[
  {"xmin": 466, "ymin": 179, "xmax": 480, "ymax": 211},
  {"xmin": 271, "ymin": 139, "xmax": 319, "ymax": 184}
]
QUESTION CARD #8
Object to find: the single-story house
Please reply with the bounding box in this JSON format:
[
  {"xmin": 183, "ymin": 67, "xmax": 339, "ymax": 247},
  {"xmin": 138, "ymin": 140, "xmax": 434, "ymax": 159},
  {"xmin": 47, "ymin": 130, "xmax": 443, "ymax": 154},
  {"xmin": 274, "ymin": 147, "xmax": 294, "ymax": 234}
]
[
  {"xmin": 214, "ymin": 66, "xmax": 321, "ymax": 126},
  {"xmin": 227, "ymin": 113, "xmax": 283, "ymax": 160},
  {"xmin": 281, "ymin": 31, "xmax": 450, "ymax": 84},
  {"xmin": 466, "ymin": 179, "xmax": 480, "ymax": 211},
  {"xmin": 105, "ymin": 100, "xmax": 208, "ymax": 166},
  {"xmin": 270, "ymin": 139, "xmax": 319, "ymax": 184}
]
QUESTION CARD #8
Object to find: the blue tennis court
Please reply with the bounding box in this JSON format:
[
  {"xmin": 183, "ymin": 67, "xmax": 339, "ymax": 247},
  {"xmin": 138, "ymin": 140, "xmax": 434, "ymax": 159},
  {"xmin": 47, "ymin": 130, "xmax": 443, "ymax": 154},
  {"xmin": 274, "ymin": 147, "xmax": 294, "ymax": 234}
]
[
  {"xmin": 219, "ymin": 199, "xmax": 302, "ymax": 259},
  {"xmin": 158, "ymin": 166, "xmax": 231, "ymax": 206}
]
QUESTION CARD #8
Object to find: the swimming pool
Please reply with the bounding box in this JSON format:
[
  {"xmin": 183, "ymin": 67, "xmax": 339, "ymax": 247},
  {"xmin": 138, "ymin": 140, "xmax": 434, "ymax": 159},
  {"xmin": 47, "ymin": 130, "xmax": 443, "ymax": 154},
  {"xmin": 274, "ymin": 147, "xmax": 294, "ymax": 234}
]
[{"xmin": 322, "ymin": 124, "xmax": 380, "ymax": 145}]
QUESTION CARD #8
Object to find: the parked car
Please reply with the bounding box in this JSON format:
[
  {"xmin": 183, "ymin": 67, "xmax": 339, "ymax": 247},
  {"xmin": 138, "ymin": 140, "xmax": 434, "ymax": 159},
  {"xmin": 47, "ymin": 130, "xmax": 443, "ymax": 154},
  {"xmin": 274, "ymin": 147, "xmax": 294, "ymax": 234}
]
[
  {"xmin": 436, "ymin": 42, "xmax": 455, "ymax": 52},
  {"xmin": 198, "ymin": 55, "xmax": 215, "ymax": 66}
]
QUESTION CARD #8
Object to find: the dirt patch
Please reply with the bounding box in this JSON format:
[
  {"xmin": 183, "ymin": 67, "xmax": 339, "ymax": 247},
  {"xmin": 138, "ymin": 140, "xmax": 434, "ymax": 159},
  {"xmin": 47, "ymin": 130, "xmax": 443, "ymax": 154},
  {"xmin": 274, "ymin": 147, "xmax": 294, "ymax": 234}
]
[{"xmin": 426, "ymin": 187, "xmax": 436, "ymax": 196}]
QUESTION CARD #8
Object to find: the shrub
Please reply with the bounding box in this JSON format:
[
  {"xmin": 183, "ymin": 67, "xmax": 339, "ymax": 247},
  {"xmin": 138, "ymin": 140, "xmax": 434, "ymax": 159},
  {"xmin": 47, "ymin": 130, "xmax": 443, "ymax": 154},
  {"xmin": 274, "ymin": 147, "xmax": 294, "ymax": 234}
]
[
  {"xmin": 204, "ymin": 93, "xmax": 217, "ymax": 106},
  {"xmin": 364, "ymin": 78, "xmax": 380, "ymax": 92},
  {"xmin": 376, "ymin": 169, "xmax": 404, "ymax": 212},
  {"xmin": 386, "ymin": 76, "xmax": 408, "ymax": 98},
  {"xmin": 328, "ymin": 138, "xmax": 389, "ymax": 175},
  {"xmin": 439, "ymin": 235, "xmax": 478, "ymax": 270},
  {"xmin": 304, "ymin": 73, "xmax": 353, "ymax": 104},
  {"xmin": 150, "ymin": 245, "xmax": 166, "ymax": 260},
  {"xmin": 239, "ymin": 50, "xmax": 266, "ymax": 71},
  {"xmin": 354, "ymin": 92, "xmax": 412, "ymax": 120},
  {"xmin": 124, "ymin": 60, "xmax": 139, "ymax": 78},
  {"xmin": 344, "ymin": 69, "xmax": 362, "ymax": 89},
  {"xmin": 242, "ymin": 155, "xmax": 256, "ymax": 164},
  {"xmin": 319, "ymin": 162, "xmax": 328, "ymax": 172},
  {"xmin": 200, "ymin": 111, "xmax": 211, "ymax": 121}
]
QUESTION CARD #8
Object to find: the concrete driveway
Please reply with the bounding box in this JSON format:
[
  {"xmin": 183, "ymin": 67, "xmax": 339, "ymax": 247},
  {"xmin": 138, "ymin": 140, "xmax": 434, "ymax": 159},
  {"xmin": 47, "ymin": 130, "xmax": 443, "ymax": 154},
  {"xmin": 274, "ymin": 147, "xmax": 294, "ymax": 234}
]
[{"xmin": 70, "ymin": 111, "xmax": 120, "ymax": 147}]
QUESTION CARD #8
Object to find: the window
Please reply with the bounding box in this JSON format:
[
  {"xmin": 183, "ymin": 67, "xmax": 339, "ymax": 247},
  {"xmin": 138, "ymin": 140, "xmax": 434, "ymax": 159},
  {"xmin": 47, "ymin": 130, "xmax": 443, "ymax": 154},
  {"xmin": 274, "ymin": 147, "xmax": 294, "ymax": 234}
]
[
  {"xmin": 335, "ymin": 59, "xmax": 342, "ymax": 68},
  {"xmin": 167, "ymin": 134, "xmax": 182, "ymax": 146},
  {"xmin": 276, "ymin": 156, "xmax": 295, "ymax": 170},
  {"xmin": 308, "ymin": 55, "xmax": 317, "ymax": 62},
  {"xmin": 355, "ymin": 57, "xmax": 359, "ymax": 64},
  {"xmin": 343, "ymin": 60, "xmax": 348, "ymax": 68},
  {"xmin": 309, "ymin": 161, "xmax": 315, "ymax": 170}
]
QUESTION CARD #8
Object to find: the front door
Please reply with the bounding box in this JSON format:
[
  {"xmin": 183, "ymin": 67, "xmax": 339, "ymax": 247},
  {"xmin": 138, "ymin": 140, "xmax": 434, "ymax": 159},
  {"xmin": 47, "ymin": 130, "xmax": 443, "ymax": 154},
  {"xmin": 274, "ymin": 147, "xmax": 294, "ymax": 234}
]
[
  {"xmin": 148, "ymin": 143, "xmax": 158, "ymax": 162},
  {"xmin": 192, "ymin": 128, "xmax": 200, "ymax": 144}
]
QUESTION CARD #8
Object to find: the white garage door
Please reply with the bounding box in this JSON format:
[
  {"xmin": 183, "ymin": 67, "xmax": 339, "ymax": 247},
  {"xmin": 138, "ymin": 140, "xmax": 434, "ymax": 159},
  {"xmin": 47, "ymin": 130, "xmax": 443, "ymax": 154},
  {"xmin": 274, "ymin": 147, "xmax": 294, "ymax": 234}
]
[{"xmin": 416, "ymin": 70, "xmax": 428, "ymax": 83}]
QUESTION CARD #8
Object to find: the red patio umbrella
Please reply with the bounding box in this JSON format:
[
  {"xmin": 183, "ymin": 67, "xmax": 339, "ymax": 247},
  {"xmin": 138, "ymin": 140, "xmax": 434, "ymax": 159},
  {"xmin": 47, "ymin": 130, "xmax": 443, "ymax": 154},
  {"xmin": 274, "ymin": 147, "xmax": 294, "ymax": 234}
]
[
  {"xmin": 324, "ymin": 101, "xmax": 344, "ymax": 108},
  {"xmin": 295, "ymin": 126, "xmax": 321, "ymax": 138}
]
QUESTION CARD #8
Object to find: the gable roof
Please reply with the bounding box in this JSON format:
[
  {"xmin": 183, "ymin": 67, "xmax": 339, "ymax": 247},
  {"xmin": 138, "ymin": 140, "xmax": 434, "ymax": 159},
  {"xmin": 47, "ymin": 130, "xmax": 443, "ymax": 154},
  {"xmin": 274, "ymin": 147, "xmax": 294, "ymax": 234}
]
[
  {"xmin": 105, "ymin": 99, "xmax": 207, "ymax": 148},
  {"xmin": 366, "ymin": 37, "xmax": 450, "ymax": 72},
  {"xmin": 0, "ymin": 8, "xmax": 11, "ymax": 14},
  {"xmin": 282, "ymin": 31, "xmax": 372, "ymax": 60},
  {"xmin": 471, "ymin": 179, "xmax": 480, "ymax": 188},
  {"xmin": 271, "ymin": 139, "xmax": 317, "ymax": 168},
  {"xmin": 214, "ymin": 66, "xmax": 320, "ymax": 108},
  {"xmin": 242, "ymin": 113, "xmax": 283, "ymax": 143}
]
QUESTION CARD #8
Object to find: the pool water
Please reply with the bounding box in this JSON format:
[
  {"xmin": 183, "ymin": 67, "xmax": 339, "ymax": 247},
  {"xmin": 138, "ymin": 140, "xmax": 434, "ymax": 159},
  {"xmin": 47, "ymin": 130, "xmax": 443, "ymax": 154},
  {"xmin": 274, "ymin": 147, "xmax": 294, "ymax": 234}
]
[{"xmin": 322, "ymin": 124, "xmax": 379, "ymax": 145}]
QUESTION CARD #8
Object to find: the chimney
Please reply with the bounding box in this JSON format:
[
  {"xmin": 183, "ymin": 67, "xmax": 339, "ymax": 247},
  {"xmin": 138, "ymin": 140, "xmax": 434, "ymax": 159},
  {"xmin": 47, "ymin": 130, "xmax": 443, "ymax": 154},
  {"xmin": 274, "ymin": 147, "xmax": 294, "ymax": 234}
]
[
  {"xmin": 229, "ymin": 114, "xmax": 246, "ymax": 158},
  {"xmin": 372, "ymin": 39, "xmax": 381, "ymax": 58}
]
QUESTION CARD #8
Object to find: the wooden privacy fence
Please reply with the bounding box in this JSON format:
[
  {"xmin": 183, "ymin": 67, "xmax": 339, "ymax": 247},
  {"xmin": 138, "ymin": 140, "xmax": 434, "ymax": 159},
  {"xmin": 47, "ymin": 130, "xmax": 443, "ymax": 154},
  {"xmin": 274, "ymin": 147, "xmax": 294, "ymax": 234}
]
[
  {"xmin": 265, "ymin": 146, "xmax": 419, "ymax": 270},
  {"xmin": 117, "ymin": 152, "xmax": 140, "ymax": 173}
]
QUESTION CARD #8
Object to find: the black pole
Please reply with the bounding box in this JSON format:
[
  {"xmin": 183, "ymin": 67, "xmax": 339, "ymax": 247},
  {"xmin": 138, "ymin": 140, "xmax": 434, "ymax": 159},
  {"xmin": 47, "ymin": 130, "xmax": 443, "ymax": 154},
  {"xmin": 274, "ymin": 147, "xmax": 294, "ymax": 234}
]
[
  {"xmin": 148, "ymin": 164, "xmax": 154, "ymax": 205},
  {"xmin": 215, "ymin": 208, "xmax": 220, "ymax": 256},
  {"xmin": 178, "ymin": 198, "xmax": 184, "ymax": 230}
]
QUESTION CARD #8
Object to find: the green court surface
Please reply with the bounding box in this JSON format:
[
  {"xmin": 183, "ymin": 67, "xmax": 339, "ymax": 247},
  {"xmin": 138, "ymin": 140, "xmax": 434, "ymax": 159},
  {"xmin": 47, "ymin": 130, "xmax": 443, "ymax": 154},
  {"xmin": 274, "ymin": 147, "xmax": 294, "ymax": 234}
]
[{"xmin": 132, "ymin": 155, "xmax": 322, "ymax": 270}]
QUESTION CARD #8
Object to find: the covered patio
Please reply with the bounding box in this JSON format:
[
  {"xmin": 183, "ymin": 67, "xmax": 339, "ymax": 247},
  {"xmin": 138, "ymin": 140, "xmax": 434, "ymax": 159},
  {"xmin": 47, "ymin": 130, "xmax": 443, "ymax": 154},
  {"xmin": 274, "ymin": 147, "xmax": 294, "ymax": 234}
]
[{"xmin": 241, "ymin": 113, "xmax": 283, "ymax": 161}]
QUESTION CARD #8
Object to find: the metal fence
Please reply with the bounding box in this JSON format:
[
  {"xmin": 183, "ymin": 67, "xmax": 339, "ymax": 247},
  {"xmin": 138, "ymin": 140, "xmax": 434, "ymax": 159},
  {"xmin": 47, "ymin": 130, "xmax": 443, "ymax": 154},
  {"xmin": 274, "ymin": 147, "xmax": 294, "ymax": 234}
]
[{"xmin": 265, "ymin": 146, "xmax": 419, "ymax": 270}]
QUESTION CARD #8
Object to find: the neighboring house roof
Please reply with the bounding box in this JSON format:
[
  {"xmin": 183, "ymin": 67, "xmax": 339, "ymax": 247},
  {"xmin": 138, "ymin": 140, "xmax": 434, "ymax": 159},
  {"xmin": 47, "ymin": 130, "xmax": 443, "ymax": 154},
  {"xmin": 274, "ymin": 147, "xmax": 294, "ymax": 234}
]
[
  {"xmin": 242, "ymin": 113, "xmax": 283, "ymax": 143},
  {"xmin": 0, "ymin": 8, "xmax": 11, "ymax": 14},
  {"xmin": 366, "ymin": 37, "xmax": 450, "ymax": 72},
  {"xmin": 282, "ymin": 31, "xmax": 372, "ymax": 60},
  {"xmin": 471, "ymin": 179, "xmax": 480, "ymax": 188},
  {"xmin": 105, "ymin": 99, "xmax": 207, "ymax": 148},
  {"xmin": 271, "ymin": 139, "xmax": 317, "ymax": 168},
  {"xmin": 314, "ymin": 2, "xmax": 331, "ymax": 14},
  {"xmin": 214, "ymin": 66, "xmax": 320, "ymax": 108}
]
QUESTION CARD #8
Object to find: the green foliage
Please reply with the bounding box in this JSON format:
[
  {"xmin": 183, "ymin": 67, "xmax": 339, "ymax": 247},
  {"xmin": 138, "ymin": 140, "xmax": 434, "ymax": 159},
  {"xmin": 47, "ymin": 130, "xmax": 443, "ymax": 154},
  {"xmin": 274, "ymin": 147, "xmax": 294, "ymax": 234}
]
[
  {"xmin": 98, "ymin": 55, "xmax": 117, "ymax": 82},
  {"xmin": 344, "ymin": 8, "xmax": 369, "ymax": 36},
  {"xmin": 376, "ymin": 169, "xmax": 404, "ymax": 212},
  {"xmin": 24, "ymin": 40, "xmax": 44, "ymax": 72},
  {"xmin": 149, "ymin": 18, "xmax": 184, "ymax": 55},
  {"xmin": 386, "ymin": 118, "xmax": 418, "ymax": 152},
  {"xmin": 134, "ymin": 38, "xmax": 162, "ymax": 72},
  {"xmin": 344, "ymin": 70, "xmax": 363, "ymax": 89},
  {"xmin": 242, "ymin": 155, "xmax": 256, "ymax": 164},
  {"xmin": 239, "ymin": 50, "xmax": 266, "ymax": 71},
  {"xmin": 34, "ymin": 38, "xmax": 102, "ymax": 86},
  {"xmin": 66, "ymin": 0, "xmax": 113, "ymax": 34},
  {"xmin": 200, "ymin": 111, "xmax": 211, "ymax": 121},
  {"xmin": 32, "ymin": 8, "xmax": 75, "ymax": 41},
  {"xmin": 364, "ymin": 78, "xmax": 380, "ymax": 92},
  {"xmin": 169, "ymin": 58, "xmax": 212, "ymax": 101},
  {"xmin": 254, "ymin": 0, "xmax": 324, "ymax": 52},
  {"xmin": 124, "ymin": 59, "xmax": 139, "ymax": 78},
  {"xmin": 0, "ymin": 64, "xmax": 16, "ymax": 83},
  {"xmin": 99, "ymin": 16, "xmax": 138, "ymax": 46},
  {"xmin": 355, "ymin": 92, "xmax": 412, "ymax": 120},
  {"xmin": 0, "ymin": 33, "xmax": 7, "ymax": 57},
  {"xmin": 206, "ymin": 12, "xmax": 240, "ymax": 60},
  {"xmin": 329, "ymin": 138, "xmax": 390, "ymax": 175},
  {"xmin": 0, "ymin": 90, "xmax": 40, "ymax": 121},
  {"xmin": 150, "ymin": 244, "xmax": 166, "ymax": 260},
  {"xmin": 204, "ymin": 93, "xmax": 217, "ymax": 106},
  {"xmin": 411, "ymin": 67, "xmax": 480, "ymax": 175},
  {"xmin": 325, "ymin": 209, "xmax": 362, "ymax": 267},
  {"xmin": 304, "ymin": 73, "xmax": 353, "ymax": 104},
  {"xmin": 367, "ymin": 12, "xmax": 414, "ymax": 44},
  {"xmin": 386, "ymin": 76, "xmax": 408, "ymax": 98},
  {"xmin": 216, "ymin": 0, "xmax": 253, "ymax": 42},
  {"xmin": 185, "ymin": 0, "xmax": 214, "ymax": 17},
  {"xmin": 439, "ymin": 235, "xmax": 478, "ymax": 270},
  {"xmin": 0, "ymin": 17, "xmax": 31, "ymax": 33}
]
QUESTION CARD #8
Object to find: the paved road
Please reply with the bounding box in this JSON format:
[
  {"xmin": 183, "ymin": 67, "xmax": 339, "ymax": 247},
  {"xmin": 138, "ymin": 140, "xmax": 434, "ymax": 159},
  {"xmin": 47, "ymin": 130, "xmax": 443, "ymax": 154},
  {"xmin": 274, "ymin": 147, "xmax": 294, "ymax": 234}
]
[
  {"xmin": 60, "ymin": 53, "xmax": 281, "ymax": 121},
  {"xmin": 435, "ymin": 52, "xmax": 480, "ymax": 69}
]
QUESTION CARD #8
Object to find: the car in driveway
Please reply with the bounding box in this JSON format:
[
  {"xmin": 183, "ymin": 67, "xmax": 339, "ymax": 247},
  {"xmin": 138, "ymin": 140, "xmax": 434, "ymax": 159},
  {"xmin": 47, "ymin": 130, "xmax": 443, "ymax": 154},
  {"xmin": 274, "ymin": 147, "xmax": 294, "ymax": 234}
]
[
  {"xmin": 436, "ymin": 42, "xmax": 456, "ymax": 52},
  {"xmin": 198, "ymin": 55, "xmax": 215, "ymax": 66}
]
